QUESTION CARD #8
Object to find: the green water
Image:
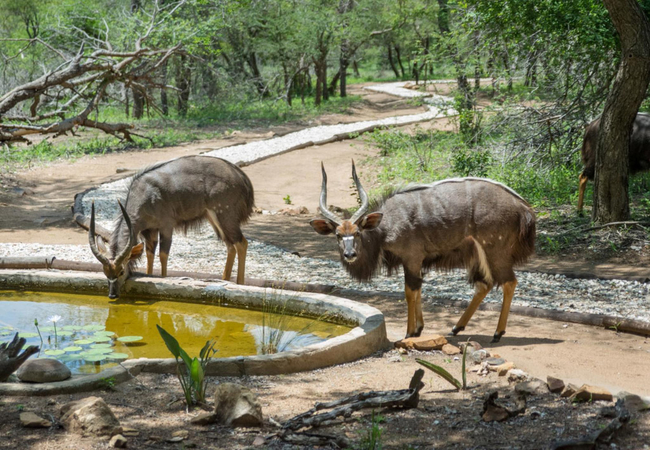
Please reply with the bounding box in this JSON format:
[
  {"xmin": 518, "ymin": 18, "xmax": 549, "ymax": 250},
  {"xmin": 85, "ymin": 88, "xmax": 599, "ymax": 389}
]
[{"xmin": 0, "ymin": 290, "xmax": 351, "ymax": 374}]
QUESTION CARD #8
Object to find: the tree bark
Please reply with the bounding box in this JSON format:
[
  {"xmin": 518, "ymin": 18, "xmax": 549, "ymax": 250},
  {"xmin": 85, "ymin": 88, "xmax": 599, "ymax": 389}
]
[
  {"xmin": 0, "ymin": 334, "xmax": 39, "ymax": 382},
  {"xmin": 176, "ymin": 55, "xmax": 191, "ymax": 117},
  {"xmin": 593, "ymin": 0, "xmax": 650, "ymax": 222}
]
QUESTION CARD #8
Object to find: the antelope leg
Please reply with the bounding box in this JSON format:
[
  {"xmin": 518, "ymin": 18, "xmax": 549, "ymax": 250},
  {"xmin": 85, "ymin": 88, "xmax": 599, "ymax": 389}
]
[
  {"xmin": 223, "ymin": 245, "xmax": 236, "ymax": 281},
  {"xmin": 234, "ymin": 237, "xmax": 248, "ymax": 285},
  {"xmin": 159, "ymin": 230, "xmax": 173, "ymax": 278},
  {"xmin": 577, "ymin": 173, "xmax": 589, "ymax": 213},
  {"xmin": 493, "ymin": 279, "xmax": 517, "ymax": 343},
  {"xmin": 405, "ymin": 286, "xmax": 419, "ymax": 338},
  {"xmin": 414, "ymin": 288, "xmax": 424, "ymax": 337},
  {"xmin": 142, "ymin": 229, "xmax": 159, "ymax": 275},
  {"xmin": 451, "ymin": 281, "xmax": 491, "ymax": 335}
]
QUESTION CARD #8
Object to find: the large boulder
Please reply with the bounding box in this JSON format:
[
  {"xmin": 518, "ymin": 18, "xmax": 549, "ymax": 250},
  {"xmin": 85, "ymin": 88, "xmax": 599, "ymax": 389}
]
[
  {"xmin": 16, "ymin": 358, "xmax": 71, "ymax": 383},
  {"xmin": 214, "ymin": 383, "xmax": 263, "ymax": 427},
  {"xmin": 60, "ymin": 396, "xmax": 122, "ymax": 437}
]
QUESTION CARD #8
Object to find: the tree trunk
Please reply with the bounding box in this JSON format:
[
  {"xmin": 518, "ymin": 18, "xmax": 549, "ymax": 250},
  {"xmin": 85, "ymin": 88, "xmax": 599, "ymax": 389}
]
[
  {"xmin": 593, "ymin": 0, "xmax": 650, "ymax": 222},
  {"xmin": 132, "ymin": 89, "xmax": 144, "ymax": 119},
  {"xmin": 394, "ymin": 45, "xmax": 405, "ymax": 78},
  {"xmin": 176, "ymin": 55, "xmax": 191, "ymax": 117},
  {"xmin": 388, "ymin": 45, "xmax": 400, "ymax": 78},
  {"xmin": 314, "ymin": 62, "xmax": 323, "ymax": 106},
  {"xmin": 161, "ymin": 60, "xmax": 169, "ymax": 116},
  {"xmin": 339, "ymin": 46, "xmax": 349, "ymax": 97}
]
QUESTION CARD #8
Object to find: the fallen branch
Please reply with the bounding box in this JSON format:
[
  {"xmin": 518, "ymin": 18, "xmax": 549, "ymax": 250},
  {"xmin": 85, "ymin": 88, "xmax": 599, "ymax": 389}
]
[
  {"xmin": 0, "ymin": 333, "xmax": 40, "ymax": 382},
  {"xmin": 265, "ymin": 369, "xmax": 425, "ymax": 447}
]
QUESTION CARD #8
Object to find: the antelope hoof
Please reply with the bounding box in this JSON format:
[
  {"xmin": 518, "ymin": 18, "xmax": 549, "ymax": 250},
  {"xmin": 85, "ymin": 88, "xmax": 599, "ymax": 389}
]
[
  {"xmin": 491, "ymin": 331, "xmax": 505, "ymax": 343},
  {"xmin": 450, "ymin": 325, "xmax": 465, "ymax": 336}
]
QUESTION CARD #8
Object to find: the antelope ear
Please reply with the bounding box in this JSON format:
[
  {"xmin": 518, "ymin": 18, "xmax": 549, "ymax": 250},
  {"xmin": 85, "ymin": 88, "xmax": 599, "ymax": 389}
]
[
  {"xmin": 310, "ymin": 219, "xmax": 336, "ymax": 235},
  {"xmin": 129, "ymin": 243, "xmax": 144, "ymax": 259},
  {"xmin": 97, "ymin": 236, "xmax": 107, "ymax": 253},
  {"xmin": 358, "ymin": 212, "xmax": 383, "ymax": 231}
]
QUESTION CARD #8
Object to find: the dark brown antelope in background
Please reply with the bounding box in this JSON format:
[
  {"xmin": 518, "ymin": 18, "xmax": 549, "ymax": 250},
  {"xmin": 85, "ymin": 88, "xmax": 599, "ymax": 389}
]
[
  {"xmin": 89, "ymin": 155, "xmax": 254, "ymax": 298},
  {"xmin": 310, "ymin": 162, "xmax": 536, "ymax": 342},
  {"xmin": 578, "ymin": 113, "xmax": 650, "ymax": 213}
]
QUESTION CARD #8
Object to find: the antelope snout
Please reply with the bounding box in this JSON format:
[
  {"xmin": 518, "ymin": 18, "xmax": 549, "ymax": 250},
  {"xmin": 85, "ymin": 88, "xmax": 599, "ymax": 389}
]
[{"xmin": 343, "ymin": 250, "xmax": 357, "ymax": 262}]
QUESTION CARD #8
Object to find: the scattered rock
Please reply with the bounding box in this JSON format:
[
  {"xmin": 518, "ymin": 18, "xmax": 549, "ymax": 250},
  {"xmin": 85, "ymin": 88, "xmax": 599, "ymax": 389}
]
[
  {"xmin": 547, "ymin": 376, "xmax": 566, "ymax": 394},
  {"xmin": 11, "ymin": 187, "xmax": 35, "ymax": 196},
  {"xmin": 560, "ymin": 383, "xmax": 580, "ymax": 398},
  {"xmin": 481, "ymin": 391, "xmax": 526, "ymax": 422},
  {"xmin": 60, "ymin": 396, "xmax": 122, "ymax": 437},
  {"xmin": 470, "ymin": 349, "xmax": 488, "ymax": 363},
  {"xmin": 122, "ymin": 427, "xmax": 139, "ymax": 437},
  {"xmin": 515, "ymin": 379, "xmax": 550, "ymax": 397},
  {"xmin": 172, "ymin": 430, "xmax": 189, "ymax": 439},
  {"xmin": 167, "ymin": 436, "xmax": 184, "ymax": 443},
  {"xmin": 20, "ymin": 412, "xmax": 51, "ymax": 428},
  {"xmin": 253, "ymin": 435, "xmax": 267, "ymax": 446},
  {"xmin": 507, "ymin": 369, "xmax": 529, "ymax": 383},
  {"xmin": 617, "ymin": 392, "xmax": 650, "ymax": 413},
  {"xmin": 486, "ymin": 357, "xmax": 505, "ymax": 366},
  {"xmin": 278, "ymin": 206, "xmax": 309, "ymax": 216},
  {"xmin": 495, "ymin": 362, "xmax": 515, "ymax": 376},
  {"xmin": 459, "ymin": 341, "xmax": 483, "ymax": 351},
  {"xmin": 482, "ymin": 402, "xmax": 510, "ymax": 422},
  {"xmin": 190, "ymin": 412, "xmax": 218, "ymax": 426},
  {"xmin": 115, "ymin": 168, "xmax": 130, "ymax": 174},
  {"xmin": 16, "ymin": 358, "xmax": 71, "ymax": 383},
  {"xmin": 214, "ymin": 383, "xmax": 263, "ymax": 427},
  {"xmin": 109, "ymin": 434, "xmax": 128, "ymax": 448},
  {"xmin": 394, "ymin": 335, "xmax": 448, "ymax": 351},
  {"xmin": 441, "ymin": 343, "xmax": 461, "ymax": 355},
  {"xmin": 570, "ymin": 385, "xmax": 613, "ymax": 403}
]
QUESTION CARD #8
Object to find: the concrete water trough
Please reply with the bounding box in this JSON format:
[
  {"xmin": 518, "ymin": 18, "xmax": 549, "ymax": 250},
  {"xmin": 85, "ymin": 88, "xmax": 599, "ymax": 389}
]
[{"xmin": 0, "ymin": 269, "xmax": 388, "ymax": 396}]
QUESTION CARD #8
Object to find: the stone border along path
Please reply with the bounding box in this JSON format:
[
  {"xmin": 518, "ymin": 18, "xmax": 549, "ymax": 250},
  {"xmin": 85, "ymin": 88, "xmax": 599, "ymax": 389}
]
[
  {"xmin": 1, "ymin": 81, "xmax": 649, "ymax": 324},
  {"xmin": 0, "ymin": 269, "xmax": 388, "ymax": 396}
]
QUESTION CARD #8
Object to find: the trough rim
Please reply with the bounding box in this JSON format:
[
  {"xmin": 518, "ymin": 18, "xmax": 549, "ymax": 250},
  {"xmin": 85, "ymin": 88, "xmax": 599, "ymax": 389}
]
[{"xmin": 0, "ymin": 269, "xmax": 389, "ymax": 396}]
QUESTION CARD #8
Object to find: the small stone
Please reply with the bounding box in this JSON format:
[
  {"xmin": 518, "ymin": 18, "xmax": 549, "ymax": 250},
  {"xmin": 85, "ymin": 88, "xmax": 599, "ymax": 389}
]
[
  {"xmin": 495, "ymin": 362, "xmax": 515, "ymax": 376},
  {"xmin": 482, "ymin": 404, "xmax": 510, "ymax": 422},
  {"xmin": 109, "ymin": 434, "xmax": 128, "ymax": 448},
  {"xmin": 515, "ymin": 379, "xmax": 550, "ymax": 397},
  {"xmin": 507, "ymin": 369, "xmax": 528, "ymax": 383},
  {"xmin": 167, "ymin": 436, "xmax": 184, "ymax": 443},
  {"xmin": 547, "ymin": 376, "xmax": 566, "ymax": 394},
  {"xmin": 60, "ymin": 397, "xmax": 121, "ymax": 437},
  {"xmin": 486, "ymin": 357, "xmax": 505, "ymax": 366},
  {"xmin": 122, "ymin": 427, "xmax": 139, "ymax": 437},
  {"xmin": 16, "ymin": 358, "xmax": 71, "ymax": 383},
  {"xmin": 617, "ymin": 392, "xmax": 650, "ymax": 413},
  {"xmin": 570, "ymin": 385, "xmax": 613, "ymax": 402},
  {"xmin": 147, "ymin": 435, "xmax": 163, "ymax": 442},
  {"xmin": 560, "ymin": 383, "xmax": 580, "ymax": 398},
  {"xmin": 172, "ymin": 430, "xmax": 189, "ymax": 439},
  {"xmin": 190, "ymin": 412, "xmax": 218, "ymax": 426},
  {"xmin": 253, "ymin": 436, "xmax": 266, "ymax": 446},
  {"xmin": 214, "ymin": 383, "xmax": 263, "ymax": 427},
  {"xmin": 20, "ymin": 412, "xmax": 51, "ymax": 428},
  {"xmin": 115, "ymin": 168, "xmax": 130, "ymax": 173},
  {"xmin": 441, "ymin": 344, "xmax": 461, "ymax": 355},
  {"xmin": 470, "ymin": 349, "xmax": 488, "ymax": 363},
  {"xmin": 394, "ymin": 335, "xmax": 448, "ymax": 351}
]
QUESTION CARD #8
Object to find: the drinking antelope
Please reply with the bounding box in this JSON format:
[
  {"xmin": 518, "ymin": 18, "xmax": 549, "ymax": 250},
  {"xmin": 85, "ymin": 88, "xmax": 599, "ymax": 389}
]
[
  {"xmin": 310, "ymin": 162, "xmax": 536, "ymax": 342},
  {"xmin": 88, "ymin": 155, "xmax": 254, "ymax": 298},
  {"xmin": 578, "ymin": 113, "xmax": 650, "ymax": 213}
]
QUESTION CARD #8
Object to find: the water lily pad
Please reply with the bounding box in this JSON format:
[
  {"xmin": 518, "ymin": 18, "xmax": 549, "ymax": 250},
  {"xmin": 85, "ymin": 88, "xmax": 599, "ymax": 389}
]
[
  {"xmin": 84, "ymin": 354, "xmax": 108, "ymax": 362},
  {"xmin": 62, "ymin": 325, "xmax": 81, "ymax": 331},
  {"xmin": 58, "ymin": 354, "xmax": 82, "ymax": 362},
  {"xmin": 92, "ymin": 336, "xmax": 112, "ymax": 343},
  {"xmin": 116, "ymin": 336, "xmax": 143, "ymax": 343},
  {"xmin": 94, "ymin": 330, "xmax": 115, "ymax": 337},
  {"xmin": 57, "ymin": 331, "xmax": 73, "ymax": 337},
  {"xmin": 0, "ymin": 326, "xmax": 13, "ymax": 330},
  {"xmin": 106, "ymin": 352, "xmax": 129, "ymax": 360},
  {"xmin": 84, "ymin": 348, "xmax": 113, "ymax": 354},
  {"xmin": 18, "ymin": 332, "xmax": 39, "ymax": 338},
  {"xmin": 39, "ymin": 326, "xmax": 55, "ymax": 332},
  {"xmin": 90, "ymin": 343, "xmax": 113, "ymax": 349},
  {"xmin": 64, "ymin": 346, "xmax": 83, "ymax": 352},
  {"xmin": 82, "ymin": 325, "xmax": 105, "ymax": 332},
  {"xmin": 44, "ymin": 349, "xmax": 65, "ymax": 356},
  {"xmin": 74, "ymin": 339, "xmax": 94, "ymax": 345},
  {"xmin": 0, "ymin": 330, "xmax": 12, "ymax": 336}
]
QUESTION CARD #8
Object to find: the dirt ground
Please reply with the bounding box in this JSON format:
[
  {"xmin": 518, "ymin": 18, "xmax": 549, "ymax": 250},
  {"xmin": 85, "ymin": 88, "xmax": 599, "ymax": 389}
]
[{"xmin": 1, "ymin": 83, "xmax": 650, "ymax": 449}]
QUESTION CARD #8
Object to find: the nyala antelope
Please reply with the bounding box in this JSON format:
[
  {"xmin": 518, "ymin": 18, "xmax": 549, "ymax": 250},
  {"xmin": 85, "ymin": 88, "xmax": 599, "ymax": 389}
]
[
  {"xmin": 88, "ymin": 155, "xmax": 254, "ymax": 298},
  {"xmin": 310, "ymin": 162, "xmax": 536, "ymax": 342}
]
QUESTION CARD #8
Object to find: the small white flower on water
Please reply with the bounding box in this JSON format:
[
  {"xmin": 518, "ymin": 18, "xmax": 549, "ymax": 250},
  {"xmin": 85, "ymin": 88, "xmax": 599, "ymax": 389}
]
[{"xmin": 48, "ymin": 315, "xmax": 62, "ymax": 323}]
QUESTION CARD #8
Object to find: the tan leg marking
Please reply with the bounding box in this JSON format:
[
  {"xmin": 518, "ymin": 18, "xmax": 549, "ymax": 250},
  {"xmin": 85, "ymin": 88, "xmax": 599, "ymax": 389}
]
[
  {"xmin": 577, "ymin": 173, "xmax": 589, "ymax": 213},
  {"xmin": 495, "ymin": 279, "xmax": 517, "ymax": 336},
  {"xmin": 160, "ymin": 252, "xmax": 169, "ymax": 278},
  {"xmin": 405, "ymin": 286, "xmax": 419, "ymax": 337},
  {"xmin": 223, "ymin": 245, "xmax": 236, "ymax": 281},
  {"xmin": 234, "ymin": 237, "xmax": 248, "ymax": 285},
  {"xmin": 454, "ymin": 282, "xmax": 491, "ymax": 330}
]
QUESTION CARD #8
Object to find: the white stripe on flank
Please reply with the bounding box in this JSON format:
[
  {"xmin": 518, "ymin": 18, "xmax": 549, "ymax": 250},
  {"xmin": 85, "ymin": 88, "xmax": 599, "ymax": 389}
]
[{"xmin": 472, "ymin": 237, "xmax": 493, "ymax": 285}]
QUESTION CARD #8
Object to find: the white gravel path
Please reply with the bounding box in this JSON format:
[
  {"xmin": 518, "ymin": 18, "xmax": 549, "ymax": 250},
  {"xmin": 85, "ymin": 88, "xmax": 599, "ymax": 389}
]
[{"xmin": 1, "ymin": 82, "xmax": 648, "ymax": 323}]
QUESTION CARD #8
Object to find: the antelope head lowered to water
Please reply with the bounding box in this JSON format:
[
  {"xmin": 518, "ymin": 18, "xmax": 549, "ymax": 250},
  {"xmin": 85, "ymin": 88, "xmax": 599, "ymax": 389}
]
[
  {"xmin": 310, "ymin": 162, "xmax": 536, "ymax": 342},
  {"xmin": 88, "ymin": 155, "xmax": 254, "ymax": 298}
]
